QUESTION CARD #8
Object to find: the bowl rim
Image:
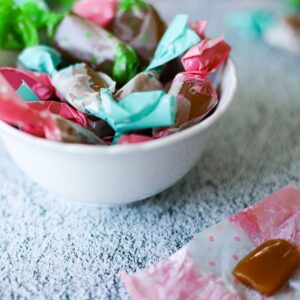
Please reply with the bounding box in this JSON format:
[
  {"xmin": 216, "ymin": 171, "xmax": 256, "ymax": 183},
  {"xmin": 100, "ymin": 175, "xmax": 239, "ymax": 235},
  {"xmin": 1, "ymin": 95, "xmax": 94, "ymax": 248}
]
[{"xmin": 0, "ymin": 59, "xmax": 237, "ymax": 155}]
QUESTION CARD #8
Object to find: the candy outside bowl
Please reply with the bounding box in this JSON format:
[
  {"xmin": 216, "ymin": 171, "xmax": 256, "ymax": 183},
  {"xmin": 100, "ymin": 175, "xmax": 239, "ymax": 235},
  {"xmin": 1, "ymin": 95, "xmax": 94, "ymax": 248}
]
[{"xmin": 0, "ymin": 59, "xmax": 237, "ymax": 206}]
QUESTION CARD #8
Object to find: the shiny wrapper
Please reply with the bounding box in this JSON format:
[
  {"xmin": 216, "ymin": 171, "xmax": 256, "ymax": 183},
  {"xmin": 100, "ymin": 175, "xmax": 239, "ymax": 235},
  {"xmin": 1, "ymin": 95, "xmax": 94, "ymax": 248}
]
[
  {"xmin": 114, "ymin": 70, "xmax": 163, "ymax": 100},
  {"xmin": 0, "ymin": 67, "xmax": 56, "ymax": 100},
  {"xmin": 147, "ymin": 14, "xmax": 201, "ymax": 70},
  {"xmin": 53, "ymin": 13, "xmax": 139, "ymax": 83},
  {"xmin": 169, "ymin": 72, "xmax": 218, "ymax": 121},
  {"xmin": 182, "ymin": 37, "xmax": 231, "ymax": 76},
  {"xmin": 122, "ymin": 185, "xmax": 300, "ymax": 300},
  {"xmin": 153, "ymin": 73, "xmax": 218, "ymax": 138},
  {"xmin": 108, "ymin": 0, "xmax": 166, "ymax": 66},
  {"xmin": 51, "ymin": 63, "xmax": 116, "ymax": 113},
  {"xmin": 0, "ymin": 73, "xmax": 104, "ymax": 144},
  {"xmin": 73, "ymin": 0, "xmax": 118, "ymax": 27}
]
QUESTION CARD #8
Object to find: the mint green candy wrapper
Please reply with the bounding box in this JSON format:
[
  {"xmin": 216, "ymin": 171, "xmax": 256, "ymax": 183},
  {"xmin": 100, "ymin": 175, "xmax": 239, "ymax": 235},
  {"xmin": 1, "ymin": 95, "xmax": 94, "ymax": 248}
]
[
  {"xmin": 87, "ymin": 89, "xmax": 177, "ymax": 134},
  {"xmin": 16, "ymin": 81, "xmax": 40, "ymax": 101},
  {"xmin": 147, "ymin": 14, "xmax": 201, "ymax": 70},
  {"xmin": 18, "ymin": 45, "xmax": 62, "ymax": 75},
  {"xmin": 113, "ymin": 44, "xmax": 139, "ymax": 85}
]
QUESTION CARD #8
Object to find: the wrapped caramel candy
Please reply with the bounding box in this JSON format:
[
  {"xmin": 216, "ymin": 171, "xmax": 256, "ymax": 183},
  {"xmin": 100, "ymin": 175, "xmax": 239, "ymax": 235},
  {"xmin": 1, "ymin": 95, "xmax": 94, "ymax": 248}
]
[
  {"xmin": 0, "ymin": 73, "xmax": 104, "ymax": 145},
  {"xmin": 107, "ymin": 0, "xmax": 166, "ymax": 67},
  {"xmin": 169, "ymin": 72, "xmax": 218, "ymax": 121},
  {"xmin": 52, "ymin": 115, "xmax": 105, "ymax": 145},
  {"xmin": 52, "ymin": 63, "xmax": 116, "ymax": 113},
  {"xmin": 53, "ymin": 13, "xmax": 139, "ymax": 83},
  {"xmin": 114, "ymin": 70, "xmax": 163, "ymax": 100}
]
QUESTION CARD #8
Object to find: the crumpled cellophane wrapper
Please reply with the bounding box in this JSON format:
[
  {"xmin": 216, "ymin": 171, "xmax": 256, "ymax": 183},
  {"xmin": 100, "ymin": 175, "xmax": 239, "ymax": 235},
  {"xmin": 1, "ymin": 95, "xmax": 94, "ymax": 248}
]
[
  {"xmin": 0, "ymin": 67, "xmax": 56, "ymax": 100},
  {"xmin": 182, "ymin": 36, "xmax": 231, "ymax": 76},
  {"xmin": 0, "ymin": 73, "xmax": 104, "ymax": 144},
  {"xmin": 122, "ymin": 185, "xmax": 300, "ymax": 300},
  {"xmin": 51, "ymin": 63, "xmax": 116, "ymax": 113}
]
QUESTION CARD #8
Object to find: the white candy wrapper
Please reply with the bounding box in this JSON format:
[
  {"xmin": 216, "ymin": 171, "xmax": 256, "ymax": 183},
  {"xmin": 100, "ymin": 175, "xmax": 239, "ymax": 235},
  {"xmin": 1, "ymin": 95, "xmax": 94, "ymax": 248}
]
[
  {"xmin": 122, "ymin": 185, "xmax": 300, "ymax": 300},
  {"xmin": 52, "ymin": 63, "xmax": 116, "ymax": 113}
]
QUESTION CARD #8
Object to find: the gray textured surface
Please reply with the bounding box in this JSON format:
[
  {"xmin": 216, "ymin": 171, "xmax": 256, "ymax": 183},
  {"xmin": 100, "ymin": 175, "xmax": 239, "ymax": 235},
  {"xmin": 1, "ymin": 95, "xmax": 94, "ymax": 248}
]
[{"xmin": 1, "ymin": 0, "xmax": 300, "ymax": 299}]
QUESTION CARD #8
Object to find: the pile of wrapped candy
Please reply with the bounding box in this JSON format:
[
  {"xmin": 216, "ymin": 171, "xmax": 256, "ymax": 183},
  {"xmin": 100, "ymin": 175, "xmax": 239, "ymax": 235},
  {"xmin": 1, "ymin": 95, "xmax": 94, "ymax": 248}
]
[{"xmin": 0, "ymin": 0, "xmax": 231, "ymax": 145}]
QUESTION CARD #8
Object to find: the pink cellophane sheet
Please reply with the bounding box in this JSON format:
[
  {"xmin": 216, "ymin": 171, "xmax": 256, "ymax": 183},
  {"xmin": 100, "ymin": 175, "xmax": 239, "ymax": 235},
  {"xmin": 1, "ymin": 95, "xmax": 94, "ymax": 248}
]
[
  {"xmin": 182, "ymin": 36, "xmax": 231, "ymax": 76},
  {"xmin": 0, "ymin": 74, "xmax": 61, "ymax": 140},
  {"xmin": 189, "ymin": 20, "xmax": 208, "ymax": 40},
  {"xmin": 28, "ymin": 101, "xmax": 89, "ymax": 128},
  {"xmin": 73, "ymin": 0, "xmax": 118, "ymax": 27},
  {"xmin": 122, "ymin": 185, "xmax": 300, "ymax": 300},
  {"xmin": 0, "ymin": 68, "xmax": 56, "ymax": 100}
]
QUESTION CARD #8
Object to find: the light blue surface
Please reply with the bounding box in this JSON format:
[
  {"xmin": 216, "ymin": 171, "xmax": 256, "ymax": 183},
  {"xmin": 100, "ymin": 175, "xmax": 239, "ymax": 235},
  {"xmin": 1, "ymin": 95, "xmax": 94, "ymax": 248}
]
[{"xmin": 1, "ymin": 0, "xmax": 300, "ymax": 299}]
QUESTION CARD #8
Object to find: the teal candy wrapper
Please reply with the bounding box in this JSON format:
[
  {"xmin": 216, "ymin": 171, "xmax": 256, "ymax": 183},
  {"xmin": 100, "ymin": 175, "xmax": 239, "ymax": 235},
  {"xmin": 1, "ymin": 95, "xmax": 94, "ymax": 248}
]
[
  {"xmin": 87, "ymin": 89, "xmax": 177, "ymax": 134},
  {"xmin": 16, "ymin": 81, "xmax": 40, "ymax": 101},
  {"xmin": 228, "ymin": 11, "xmax": 275, "ymax": 39},
  {"xmin": 18, "ymin": 45, "xmax": 62, "ymax": 75},
  {"xmin": 147, "ymin": 14, "xmax": 201, "ymax": 70}
]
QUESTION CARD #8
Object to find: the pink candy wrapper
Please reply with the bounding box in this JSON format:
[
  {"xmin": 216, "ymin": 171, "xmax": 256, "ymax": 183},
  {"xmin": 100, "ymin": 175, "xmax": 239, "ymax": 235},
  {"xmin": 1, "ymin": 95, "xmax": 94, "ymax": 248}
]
[
  {"xmin": 122, "ymin": 185, "xmax": 300, "ymax": 300},
  {"xmin": 0, "ymin": 74, "xmax": 104, "ymax": 145},
  {"xmin": 189, "ymin": 20, "xmax": 208, "ymax": 40},
  {"xmin": 73, "ymin": 0, "xmax": 118, "ymax": 28},
  {"xmin": 182, "ymin": 36, "xmax": 231, "ymax": 76},
  {"xmin": 0, "ymin": 68, "xmax": 56, "ymax": 100},
  {"xmin": 0, "ymin": 74, "xmax": 60, "ymax": 140},
  {"xmin": 117, "ymin": 134, "xmax": 154, "ymax": 145},
  {"xmin": 28, "ymin": 101, "xmax": 89, "ymax": 128}
]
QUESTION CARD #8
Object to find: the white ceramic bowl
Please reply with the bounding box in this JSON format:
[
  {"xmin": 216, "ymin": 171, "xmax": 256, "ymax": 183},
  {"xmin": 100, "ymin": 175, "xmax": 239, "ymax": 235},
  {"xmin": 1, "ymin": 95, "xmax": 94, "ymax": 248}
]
[{"xmin": 0, "ymin": 59, "xmax": 237, "ymax": 206}]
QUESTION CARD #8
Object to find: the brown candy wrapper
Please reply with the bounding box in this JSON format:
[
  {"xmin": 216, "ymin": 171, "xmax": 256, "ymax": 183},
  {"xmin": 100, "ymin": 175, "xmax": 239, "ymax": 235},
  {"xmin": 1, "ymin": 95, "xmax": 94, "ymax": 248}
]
[
  {"xmin": 107, "ymin": 3, "xmax": 166, "ymax": 66},
  {"xmin": 153, "ymin": 73, "xmax": 218, "ymax": 138},
  {"xmin": 169, "ymin": 72, "xmax": 218, "ymax": 121}
]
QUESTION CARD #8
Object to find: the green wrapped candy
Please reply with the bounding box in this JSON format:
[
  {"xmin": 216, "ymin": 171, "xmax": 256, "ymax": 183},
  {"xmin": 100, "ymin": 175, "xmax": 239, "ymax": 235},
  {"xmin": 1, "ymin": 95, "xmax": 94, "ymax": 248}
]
[
  {"xmin": 288, "ymin": 0, "xmax": 300, "ymax": 9},
  {"xmin": 0, "ymin": 0, "xmax": 64, "ymax": 50}
]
